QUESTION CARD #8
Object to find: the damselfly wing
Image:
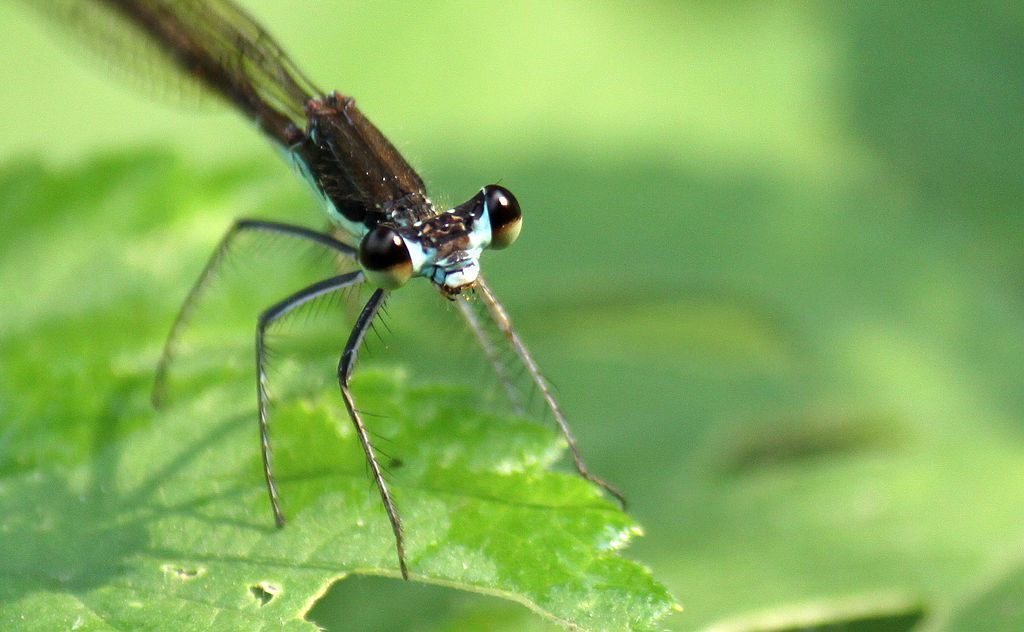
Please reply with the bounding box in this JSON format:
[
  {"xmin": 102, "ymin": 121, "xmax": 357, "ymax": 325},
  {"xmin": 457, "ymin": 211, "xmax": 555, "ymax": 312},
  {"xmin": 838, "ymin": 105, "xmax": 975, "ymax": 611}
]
[{"xmin": 28, "ymin": 0, "xmax": 624, "ymax": 579}]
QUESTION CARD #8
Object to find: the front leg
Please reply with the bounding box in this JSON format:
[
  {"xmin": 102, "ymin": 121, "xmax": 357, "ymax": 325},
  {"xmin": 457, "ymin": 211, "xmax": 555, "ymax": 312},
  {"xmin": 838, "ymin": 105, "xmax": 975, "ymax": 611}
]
[
  {"xmin": 154, "ymin": 219, "xmax": 356, "ymax": 406},
  {"xmin": 255, "ymin": 271, "xmax": 365, "ymax": 527},
  {"xmin": 455, "ymin": 297, "xmax": 525, "ymax": 414},
  {"xmin": 337, "ymin": 288, "xmax": 409, "ymax": 579},
  {"xmin": 473, "ymin": 276, "xmax": 626, "ymax": 508}
]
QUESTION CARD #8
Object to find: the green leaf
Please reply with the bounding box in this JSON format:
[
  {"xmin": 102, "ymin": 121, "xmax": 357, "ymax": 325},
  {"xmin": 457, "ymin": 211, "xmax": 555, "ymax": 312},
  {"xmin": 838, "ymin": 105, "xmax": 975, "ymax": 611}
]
[{"xmin": 0, "ymin": 155, "xmax": 676, "ymax": 631}]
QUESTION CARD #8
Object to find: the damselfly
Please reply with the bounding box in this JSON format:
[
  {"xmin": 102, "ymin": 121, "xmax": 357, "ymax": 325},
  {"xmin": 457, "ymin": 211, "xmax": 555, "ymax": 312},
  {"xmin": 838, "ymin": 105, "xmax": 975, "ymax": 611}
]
[{"xmin": 31, "ymin": 0, "xmax": 624, "ymax": 579}]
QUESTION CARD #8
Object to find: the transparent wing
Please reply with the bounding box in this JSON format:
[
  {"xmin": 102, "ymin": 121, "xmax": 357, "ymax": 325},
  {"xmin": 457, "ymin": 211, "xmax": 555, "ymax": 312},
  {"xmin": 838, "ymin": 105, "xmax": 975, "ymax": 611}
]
[
  {"xmin": 24, "ymin": 0, "xmax": 320, "ymax": 144},
  {"xmin": 24, "ymin": 0, "xmax": 431, "ymax": 222}
]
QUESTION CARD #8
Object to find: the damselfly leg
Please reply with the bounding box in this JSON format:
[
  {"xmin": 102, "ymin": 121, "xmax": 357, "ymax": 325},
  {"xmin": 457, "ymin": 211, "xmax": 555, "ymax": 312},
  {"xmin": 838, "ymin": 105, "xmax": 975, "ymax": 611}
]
[
  {"xmin": 337, "ymin": 289, "xmax": 409, "ymax": 579},
  {"xmin": 152, "ymin": 219, "xmax": 356, "ymax": 407},
  {"xmin": 256, "ymin": 271, "xmax": 365, "ymax": 528},
  {"xmin": 471, "ymin": 277, "xmax": 627, "ymax": 508},
  {"xmin": 155, "ymin": 221, "xmax": 410, "ymax": 576},
  {"xmin": 455, "ymin": 298, "xmax": 526, "ymax": 415}
]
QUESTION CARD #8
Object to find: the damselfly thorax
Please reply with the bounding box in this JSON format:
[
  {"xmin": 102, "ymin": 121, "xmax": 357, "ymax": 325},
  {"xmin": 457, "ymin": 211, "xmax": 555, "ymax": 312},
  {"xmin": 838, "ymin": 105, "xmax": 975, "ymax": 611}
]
[{"xmin": 291, "ymin": 93, "xmax": 522, "ymax": 298}]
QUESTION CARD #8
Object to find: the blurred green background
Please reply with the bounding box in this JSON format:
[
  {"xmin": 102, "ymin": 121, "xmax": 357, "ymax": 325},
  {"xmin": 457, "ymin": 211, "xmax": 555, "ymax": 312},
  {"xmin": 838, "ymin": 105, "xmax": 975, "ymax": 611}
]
[{"xmin": 2, "ymin": 1, "xmax": 1023, "ymax": 630}]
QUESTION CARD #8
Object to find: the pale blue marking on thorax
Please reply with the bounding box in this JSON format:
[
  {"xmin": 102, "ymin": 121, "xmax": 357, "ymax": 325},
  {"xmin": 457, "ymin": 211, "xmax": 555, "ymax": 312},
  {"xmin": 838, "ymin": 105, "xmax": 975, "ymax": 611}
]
[{"xmin": 286, "ymin": 148, "xmax": 369, "ymax": 240}]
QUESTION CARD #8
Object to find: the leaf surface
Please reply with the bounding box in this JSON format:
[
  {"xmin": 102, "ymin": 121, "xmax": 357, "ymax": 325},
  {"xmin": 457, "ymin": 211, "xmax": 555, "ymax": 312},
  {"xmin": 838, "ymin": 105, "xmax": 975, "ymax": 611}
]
[{"xmin": 0, "ymin": 155, "xmax": 676, "ymax": 631}]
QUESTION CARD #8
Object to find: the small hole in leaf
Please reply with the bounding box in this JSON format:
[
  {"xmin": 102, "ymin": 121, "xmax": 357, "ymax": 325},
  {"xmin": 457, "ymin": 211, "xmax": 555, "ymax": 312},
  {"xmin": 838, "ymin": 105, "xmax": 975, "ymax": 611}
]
[
  {"xmin": 250, "ymin": 581, "xmax": 281, "ymax": 606},
  {"xmin": 160, "ymin": 564, "xmax": 205, "ymax": 581}
]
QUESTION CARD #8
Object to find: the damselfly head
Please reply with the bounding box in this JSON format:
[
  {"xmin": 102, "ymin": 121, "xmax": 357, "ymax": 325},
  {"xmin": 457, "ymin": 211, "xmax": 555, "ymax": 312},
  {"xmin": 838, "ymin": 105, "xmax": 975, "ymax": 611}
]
[{"xmin": 357, "ymin": 185, "xmax": 522, "ymax": 297}]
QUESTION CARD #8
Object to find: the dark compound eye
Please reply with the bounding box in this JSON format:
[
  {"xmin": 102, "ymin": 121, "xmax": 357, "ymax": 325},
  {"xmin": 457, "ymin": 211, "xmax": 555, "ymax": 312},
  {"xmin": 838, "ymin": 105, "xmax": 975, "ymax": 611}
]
[
  {"xmin": 483, "ymin": 184, "xmax": 522, "ymax": 249},
  {"xmin": 358, "ymin": 225, "xmax": 414, "ymax": 289}
]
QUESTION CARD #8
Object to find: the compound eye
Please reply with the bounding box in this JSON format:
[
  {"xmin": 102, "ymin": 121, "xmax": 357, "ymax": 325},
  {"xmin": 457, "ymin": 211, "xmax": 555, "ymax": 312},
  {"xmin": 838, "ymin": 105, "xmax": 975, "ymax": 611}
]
[
  {"xmin": 484, "ymin": 185, "xmax": 522, "ymax": 249},
  {"xmin": 358, "ymin": 226, "xmax": 413, "ymax": 289}
]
